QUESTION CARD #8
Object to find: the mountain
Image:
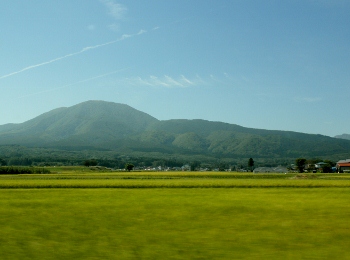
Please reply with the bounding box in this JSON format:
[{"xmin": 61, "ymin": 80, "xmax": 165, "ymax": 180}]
[
  {"xmin": 1, "ymin": 100, "xmax": 350, "ymax": 160},
  {"xmin": 335, "ymin": 134, "xmax": 350, "ymax": 141},
  {"xmin": 145, "ymin": 119, "xmax": 350, "ymax": 158},
  {"xmin": 0, "ymin": 101, "xmax": 158, "ymax": 149}
]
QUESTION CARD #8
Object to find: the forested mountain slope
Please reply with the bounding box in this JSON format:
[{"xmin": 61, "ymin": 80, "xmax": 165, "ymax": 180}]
[{"xmin": 1, "ymin": 100, "xmax": 350, "ymax": 159}]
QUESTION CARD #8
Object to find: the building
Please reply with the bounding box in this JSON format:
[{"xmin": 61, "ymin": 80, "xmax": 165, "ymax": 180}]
[
  {"xmin": 336, "ymin": 159, "xmax": 350, "ymax": 172},
  {"xmin": 315, "ymin": 162, "xmax": 328, "ymax": 170}
]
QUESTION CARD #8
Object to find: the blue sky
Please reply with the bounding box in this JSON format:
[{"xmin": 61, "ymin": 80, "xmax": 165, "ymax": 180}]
[{"xmin": 1, "ymin": 0, "xmax": 350, "ymax": 137}]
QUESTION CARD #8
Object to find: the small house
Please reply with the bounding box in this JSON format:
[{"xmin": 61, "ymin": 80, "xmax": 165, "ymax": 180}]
[{"xmin": 336, "ymin": 159, "xmax": 350, "ymax": 172}]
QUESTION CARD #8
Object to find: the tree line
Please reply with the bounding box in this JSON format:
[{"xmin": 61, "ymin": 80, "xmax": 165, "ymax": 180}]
[
  {"xmin": 1, "ymin": 150, "xmax": 338, "ymax": 173},
  {"xmin": 0, "ymin": 166, "xmax": 50, "ymax": 175},
  {"xmin": 295, "ymin": 158, "xmax": 336, "ymax": 173}
]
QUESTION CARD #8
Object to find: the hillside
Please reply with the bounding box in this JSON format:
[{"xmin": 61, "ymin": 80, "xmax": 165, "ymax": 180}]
[
  {"xmin": 335, "ymin": 134, "xmax": 350, "ymax": 141},
  {"xmin": 1, "ymin": 100, "xmax": 350, "ymax": 160},
  {"xmin": 0, "ymin": 101, "xmax": 158, "ymax": 148},
  {"xmin": 146, "ymin": 119, "xmax": 350, "ymax": 158}
]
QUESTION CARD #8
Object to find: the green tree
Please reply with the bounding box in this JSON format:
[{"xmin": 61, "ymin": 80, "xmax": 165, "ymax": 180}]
[
  {"xmin": 217, "ymin": 162, "xmax": 228, "ymax": 171},
  {"xmin": 125, "ymin": 163, "xmax": 134, "ymax": 172},
  {"xmin": 322, "ymin": 164, "xmax": 332, "ymax": 173},
  {"xmin": 0, "ymin": 158, "xmax": 7, "ymax": 166},
  {"xmin": 321, "ymin": 160, "xmax": 334, "ymax": 173},
  {"xmin": 295, "ymin": 158, "xmax": 307, "ymax": 173},
  {"xmin": 324, "ymin": 160, "xmax": 335, "ymax": 167},
  {"xmin": 248, "ymin": 158, "xmax": 254, "ymax": 172},
  {"xmin": 190, "ymin": 161, "xmax": 201, "ymax": 171},
  {"xmin": 84, "ymin": 159, "xmax": 98, "ymax": 167}
]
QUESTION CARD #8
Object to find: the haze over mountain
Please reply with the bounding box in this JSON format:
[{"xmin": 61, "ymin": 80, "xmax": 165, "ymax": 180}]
[
  {"xmin": 1, "ymin": 100, "xmax": 350, "ymax": 160},
  {"xmin": 335, "ymin": 134, "xmax": 350, "ymax": 141}
]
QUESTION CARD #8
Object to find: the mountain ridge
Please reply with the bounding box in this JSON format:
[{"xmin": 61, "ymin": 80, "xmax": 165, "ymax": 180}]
[{"xmin": 0, "ymin": 100, "xmax": 349, "ymax": 160}]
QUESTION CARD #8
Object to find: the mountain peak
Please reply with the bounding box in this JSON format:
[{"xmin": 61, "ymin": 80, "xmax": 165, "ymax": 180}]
[{"xmin": 0, "ymin": 100, "xmax": 158, "ymax": 146}]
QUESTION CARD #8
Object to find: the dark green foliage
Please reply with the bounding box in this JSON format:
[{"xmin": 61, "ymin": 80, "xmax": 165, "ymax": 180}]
[
  {"xmin": 0, "ymin": 166, "xmax": 50, "ymax": 174},
  {"xmin": 322, "ymin": 164, "xmax": 332, "ymax": 173},
  {"xmin": 172, "ymin": 132, "xmax": 208, "ymax": 152},
  {"xmin": 190, "ymin": 161, "xmax": 201, "ymax": 171},
  {"xmin": 296, "ymin": 158, "xmax": 307, "ymax": 173},
  {"xmin": 324, "ymin": 160, "xmax": 336, "ymax": 167},
  {"xmin": 248, "ymin": 158, "xmax": 254, "ymax": 172},
  {"xmin": 0, "ymin": 145, "xmax": 343, "ymax": 172},
  {"xmin": 125, "ymin": 163, "xmax": 134, "ymax": 172},
  {"xmin": 0, "ymin": 158, "xmax": 6, "ymax": 166},
  {"xmin": 8, "ymin": 157, "xmax": 32, "ymax": 166},
  {"xmin": 133, "ymin": 131, "xmax": 175, "ymax": 145},
  {"xmin": 83, "ymin": 159, "xmax": 98, "ymax": 167}
]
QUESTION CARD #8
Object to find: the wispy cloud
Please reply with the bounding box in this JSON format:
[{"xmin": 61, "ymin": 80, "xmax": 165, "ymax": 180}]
[
  {"xmin": 122, "ymin": 72, "xmax": 245, "ymax": 89},
  {"xmin": 137, "ymin": 29, "xmax": 147, "ymax": 35},
  {"xmin": 0, "ymin": 29, "xmax": 146, "ymax": 80},
  {"xmin": 124, "ymin": 75, "xmax": 200, "ymax": 88},
  {"xmin": 210, "ymin": 74, "xmax": 227, "ymax": 85},
  {"xmin": 181, "ymin": 75, "xmax": 195, "ymax": 85},
  {"xmin": 99, "ymin": 0, "xmax": 127, "ymax": 32},
  {"xmin": 100, "ymin": 0, "xmax": 127, "ymax": 20},
  {"xmin": 294, "ymin": 97, "xmax": 322, "ymax": 103}
]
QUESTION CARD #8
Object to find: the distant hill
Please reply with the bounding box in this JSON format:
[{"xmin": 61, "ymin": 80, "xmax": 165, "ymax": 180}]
[
  {"xmin": 335, "ymin": 134, "xmax": 350, "ymax": 141},
  {"xmin": 1, "ymin": 100, "xmax": 350, "ymax": 160},
  {"xmin": 0, "ymin": 101, "xmax": 158, "ymax": 149}
]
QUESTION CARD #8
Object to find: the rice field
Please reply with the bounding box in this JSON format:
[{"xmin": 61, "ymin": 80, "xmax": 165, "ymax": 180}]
[
  {"xmin": 1, "ymin": 170, "xmax": 350, "ymax": 189},
  {"xmin": 0, "ymin": 170, "xmax": 350, "ymax": 259}
]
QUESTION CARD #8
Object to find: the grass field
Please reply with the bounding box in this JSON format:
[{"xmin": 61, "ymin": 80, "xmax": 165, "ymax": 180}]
[{"xmin": 0, "ymin": 170, "xmax": 350, "ymax": 259}]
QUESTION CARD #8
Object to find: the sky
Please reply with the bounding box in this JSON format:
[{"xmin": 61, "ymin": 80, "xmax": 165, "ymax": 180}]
[{"xmin": 1, "ymin": 0, "xmax": 350, "ymax": 137}]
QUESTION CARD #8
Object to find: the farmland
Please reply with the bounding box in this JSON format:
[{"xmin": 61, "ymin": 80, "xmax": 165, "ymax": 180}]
[{"xmin": 1, "ymin": 169, "xmax": 350, "ymax": 259}]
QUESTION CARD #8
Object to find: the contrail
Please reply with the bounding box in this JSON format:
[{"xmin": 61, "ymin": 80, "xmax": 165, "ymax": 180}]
[
  {"xmin": 15, "ymin": 67, "xmax": 130, "ymax": 99},
  {"xmin": 1, "ymin": 4, "xmax": 224, "ymax": 81},
  {"xmin": 0, "ymin": 30, "xmax": 145, "ymax": 80}
]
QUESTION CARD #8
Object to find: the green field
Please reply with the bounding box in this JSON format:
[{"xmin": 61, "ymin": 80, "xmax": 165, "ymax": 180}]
[{"xmin": 1, "ymin": 170, "xmax": 350, "ymax": 259}]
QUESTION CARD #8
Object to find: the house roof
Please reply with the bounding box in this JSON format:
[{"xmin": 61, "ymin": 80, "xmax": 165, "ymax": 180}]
[
  {"xmin": 315, "ymin": 162, "xmax": 328, "ymax": 168},
  {"xmin": 337, "ymin": 163, "xmax": 350, "ymax": 167}
]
